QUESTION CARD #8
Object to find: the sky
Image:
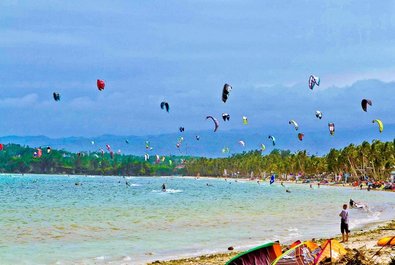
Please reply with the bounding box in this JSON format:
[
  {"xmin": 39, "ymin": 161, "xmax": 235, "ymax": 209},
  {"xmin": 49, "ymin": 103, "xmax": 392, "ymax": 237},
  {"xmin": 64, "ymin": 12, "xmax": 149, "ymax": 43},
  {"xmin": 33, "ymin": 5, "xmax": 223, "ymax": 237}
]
[{"xmin": 1, "ymin": 0, "xmax": 394, "ymax": 138}]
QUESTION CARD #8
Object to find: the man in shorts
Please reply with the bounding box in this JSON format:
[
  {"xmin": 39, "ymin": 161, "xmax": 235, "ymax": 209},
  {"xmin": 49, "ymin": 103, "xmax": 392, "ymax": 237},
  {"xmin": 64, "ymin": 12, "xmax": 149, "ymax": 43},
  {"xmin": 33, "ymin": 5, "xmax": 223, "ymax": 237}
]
[{"xmin": 339, "ymin": 204, "xmax": 350, "ymax": 242}]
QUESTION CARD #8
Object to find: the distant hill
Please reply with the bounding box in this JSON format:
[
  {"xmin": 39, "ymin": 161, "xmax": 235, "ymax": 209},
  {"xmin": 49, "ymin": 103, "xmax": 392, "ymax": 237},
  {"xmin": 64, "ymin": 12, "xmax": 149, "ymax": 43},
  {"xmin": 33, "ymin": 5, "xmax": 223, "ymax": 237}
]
[{"xmin": 0, "ymin": 124, "xmax": 393, "ymax": 157}]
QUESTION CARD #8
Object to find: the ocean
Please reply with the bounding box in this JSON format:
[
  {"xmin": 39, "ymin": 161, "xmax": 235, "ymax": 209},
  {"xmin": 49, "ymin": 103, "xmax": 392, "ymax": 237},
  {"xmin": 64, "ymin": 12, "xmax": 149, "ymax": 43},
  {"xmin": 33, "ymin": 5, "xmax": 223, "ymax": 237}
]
[{"xmin": 0, "ymin": 174, "xmax": 394, "ymax": 264}]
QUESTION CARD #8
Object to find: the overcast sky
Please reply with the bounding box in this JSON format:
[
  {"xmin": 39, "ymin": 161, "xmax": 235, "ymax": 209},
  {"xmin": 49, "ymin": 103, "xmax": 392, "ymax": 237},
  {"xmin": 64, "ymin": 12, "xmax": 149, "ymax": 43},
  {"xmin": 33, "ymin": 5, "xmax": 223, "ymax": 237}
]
[{"xmin": 1, "ymin": 0, "xmax": 394, "ymax": 137}]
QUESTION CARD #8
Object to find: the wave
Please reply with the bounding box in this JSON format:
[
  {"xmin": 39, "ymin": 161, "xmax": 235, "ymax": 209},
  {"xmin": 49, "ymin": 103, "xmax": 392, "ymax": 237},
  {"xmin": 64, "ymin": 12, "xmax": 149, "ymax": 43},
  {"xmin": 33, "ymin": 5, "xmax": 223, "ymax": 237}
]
[{"xmin": 152, "ymin": 189, "xmax": 183, "ymax": 193}]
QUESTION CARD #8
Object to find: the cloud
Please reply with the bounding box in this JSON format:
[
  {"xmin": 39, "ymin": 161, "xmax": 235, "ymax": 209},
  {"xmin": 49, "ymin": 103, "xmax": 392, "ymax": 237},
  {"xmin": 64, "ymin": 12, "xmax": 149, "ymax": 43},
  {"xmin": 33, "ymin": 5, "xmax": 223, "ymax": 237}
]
[
  {"xmin": 0, "ymin": 93, "xmax": 39, "ymax": 108},
  {"xmin": 1, "ymin": 1, "xmax": 395, "ymax": 138}
]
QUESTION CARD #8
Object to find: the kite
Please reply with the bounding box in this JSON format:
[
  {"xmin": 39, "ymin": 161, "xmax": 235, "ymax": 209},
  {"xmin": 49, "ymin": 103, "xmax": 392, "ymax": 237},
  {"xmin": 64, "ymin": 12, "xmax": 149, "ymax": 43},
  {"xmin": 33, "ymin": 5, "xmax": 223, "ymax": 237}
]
[
  {"xmin": 372, "ymin": 119, "xmax": 383, "ymax": 133},
  {"xmin": 222, "ymin": 83, "xmax": 232, "ymax": 103},
  {"xmin": 160, "ymin": 101, "xmax": 170, "ymax": 112},
  {"xmin": 308, "ymin": 75, "xmax": 320, "ymax": 90},
  {"xmin": 145, "ymin": 141, "xmax": 153, "ymax": 150},
  {"xmin": 206, "ymin": 116, "xmax": 219, "ymax": 132},
  {"xmin": 315, "ymin": 111, "xmax": 323, "ymax": 119},
  {"xmin": 97, "ymin": 79, "xmax": 105, "ymax": 91},
  {"xmin": 238, "ymin": 140, "xmax": 245, "ymax": 147},
  {"xmin": 222, "ymin": 147, "xmax": 230, "ymax": 153},
  {"xmin": 361, "ymin": 99, "xmax": 372, "ymax": 112},
  {"xmin": 268, "ymin": 135, "xmax": 276, "ymax": 146},
  {"xmin": 289, "ymin": 120, "xmax": 299, "ymax": 130},
  {"xmin": 242, "ymin": 116, "xmax": 248, "ymax": 125},
  {"xmin": 53, "ymin": 92, "xmax": 60, "ymax": 101},
  {"xmin": 328, "ymin": 123, "xmax": 335, "ymax": 135},
  {"xmin": 260, "ymin": 144, "xmax": 266, "ymax": 152},
  {"xmin": 222, "ymin": 113, "xmax": 230, "ymax": 121}
]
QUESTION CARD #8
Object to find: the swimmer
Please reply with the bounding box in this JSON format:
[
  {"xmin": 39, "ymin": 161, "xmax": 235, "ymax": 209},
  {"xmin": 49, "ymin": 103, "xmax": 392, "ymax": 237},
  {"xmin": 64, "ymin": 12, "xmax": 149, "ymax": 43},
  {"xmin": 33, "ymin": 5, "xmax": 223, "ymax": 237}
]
[{"xmin": 286, "ymin": 189, "xmax": 291, "ymax": 193}]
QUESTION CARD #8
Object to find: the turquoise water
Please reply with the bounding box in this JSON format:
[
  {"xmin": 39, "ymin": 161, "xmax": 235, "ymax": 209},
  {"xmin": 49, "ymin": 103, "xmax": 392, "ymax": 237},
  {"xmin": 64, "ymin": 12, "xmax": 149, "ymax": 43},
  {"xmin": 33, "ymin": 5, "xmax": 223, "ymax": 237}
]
[{"xmin": 0, "ymin": 174, "xmax": 394, "ymax": 264}]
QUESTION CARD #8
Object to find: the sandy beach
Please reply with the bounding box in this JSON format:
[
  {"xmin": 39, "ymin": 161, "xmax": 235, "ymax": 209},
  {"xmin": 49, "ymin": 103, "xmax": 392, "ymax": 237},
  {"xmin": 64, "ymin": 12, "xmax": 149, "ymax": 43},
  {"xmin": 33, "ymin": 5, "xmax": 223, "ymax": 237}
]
[{"xmin": 148, "ymin": 220, "xmax": 395, "ymax": 265}]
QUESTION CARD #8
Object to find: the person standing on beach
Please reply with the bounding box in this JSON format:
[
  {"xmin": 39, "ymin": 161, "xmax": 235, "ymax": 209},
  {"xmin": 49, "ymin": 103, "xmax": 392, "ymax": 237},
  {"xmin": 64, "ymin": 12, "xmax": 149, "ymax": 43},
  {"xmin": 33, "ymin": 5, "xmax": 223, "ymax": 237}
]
[{"xmin": 339, "ymin": 204, "xmax": 350, "ymax": 242}]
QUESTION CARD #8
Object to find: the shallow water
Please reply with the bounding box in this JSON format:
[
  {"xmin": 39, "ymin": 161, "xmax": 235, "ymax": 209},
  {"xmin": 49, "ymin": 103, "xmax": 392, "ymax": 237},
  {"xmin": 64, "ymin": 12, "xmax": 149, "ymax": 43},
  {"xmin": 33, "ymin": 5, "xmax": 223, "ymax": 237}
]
[{"xmin": 0, "ymin": 174, "xmax": 394, "ymax": 264}]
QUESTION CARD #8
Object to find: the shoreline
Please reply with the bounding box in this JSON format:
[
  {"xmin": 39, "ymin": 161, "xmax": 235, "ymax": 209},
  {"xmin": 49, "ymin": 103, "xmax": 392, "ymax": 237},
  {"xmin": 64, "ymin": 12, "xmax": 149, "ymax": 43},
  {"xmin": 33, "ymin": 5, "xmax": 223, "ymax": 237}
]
[{"xmin": 148, "ymin": 219, "xmax": 395, "ymax": 265}]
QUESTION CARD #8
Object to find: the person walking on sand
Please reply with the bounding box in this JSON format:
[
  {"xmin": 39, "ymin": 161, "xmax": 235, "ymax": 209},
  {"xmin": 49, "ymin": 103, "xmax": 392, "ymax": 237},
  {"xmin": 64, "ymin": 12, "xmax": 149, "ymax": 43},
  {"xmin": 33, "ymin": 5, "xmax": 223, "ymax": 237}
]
[{"xmin": 339, "ymin": 204, "xmax": 350, "ymax": 242}]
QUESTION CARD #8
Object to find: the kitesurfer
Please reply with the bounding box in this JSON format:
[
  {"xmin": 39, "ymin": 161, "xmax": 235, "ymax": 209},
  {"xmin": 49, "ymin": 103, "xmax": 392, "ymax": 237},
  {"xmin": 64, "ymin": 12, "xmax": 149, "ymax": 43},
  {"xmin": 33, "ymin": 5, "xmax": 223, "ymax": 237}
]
[
  {"xmin": 350, "ymin": 199, "xmax": 368, "ymax": 210},
  {"xmin": 162, "ymin": 183, "xmax": 166, "ymax": 192}
]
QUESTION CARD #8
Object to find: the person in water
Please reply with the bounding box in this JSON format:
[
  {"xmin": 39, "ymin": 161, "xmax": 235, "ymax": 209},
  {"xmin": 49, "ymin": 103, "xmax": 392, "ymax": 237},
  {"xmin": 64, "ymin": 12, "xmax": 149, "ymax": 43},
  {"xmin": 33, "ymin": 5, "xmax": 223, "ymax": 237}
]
[
  {"xmin": 162, "ymin": 183, "xmax": 166, "ymax": 192},
  {"xmin": 349, "ymin": 199, "xmax": 369, "ymax": 211},
  {"xmin": 339, "ymin": 204, "xmax": 350, "ymax": 242}
]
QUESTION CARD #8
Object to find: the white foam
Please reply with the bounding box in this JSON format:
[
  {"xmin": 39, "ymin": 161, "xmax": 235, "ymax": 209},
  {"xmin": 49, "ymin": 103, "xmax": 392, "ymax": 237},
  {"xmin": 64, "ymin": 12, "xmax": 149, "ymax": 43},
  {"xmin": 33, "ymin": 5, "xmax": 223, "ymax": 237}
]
[
  {"xmin": 152, "ymin": 189, "xmax": 183, "ymax": 193},
  {"xmin": 122, "ymin": 256, "xmax": 132, "ymax": 261},
  {"xmin": 165, "ymin": 189, "xmax": 183, "ymax": 193}
]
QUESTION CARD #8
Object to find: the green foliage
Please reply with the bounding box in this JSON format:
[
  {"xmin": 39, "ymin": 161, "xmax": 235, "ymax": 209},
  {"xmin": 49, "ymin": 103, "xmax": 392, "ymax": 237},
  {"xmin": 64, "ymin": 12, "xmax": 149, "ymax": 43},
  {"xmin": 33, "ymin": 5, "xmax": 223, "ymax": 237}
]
[
  {"xmin": 0, "ymin": 140, "xmax": 393, "ymax": 180},
  {"xmin": 0, "ymin": 144, "xmax": 188, "ymax": 176},
  {"xmin": 185, "ymin": 140, "xmax": 395, "ymax": 181}
]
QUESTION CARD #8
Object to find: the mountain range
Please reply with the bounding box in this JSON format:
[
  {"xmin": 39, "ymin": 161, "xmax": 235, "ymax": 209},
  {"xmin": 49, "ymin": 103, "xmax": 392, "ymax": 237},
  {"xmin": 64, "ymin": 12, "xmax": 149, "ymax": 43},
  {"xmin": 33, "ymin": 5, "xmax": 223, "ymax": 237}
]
[{"xmin": 1, "ymin": 123, "xmax": 393, "ymax": 157}]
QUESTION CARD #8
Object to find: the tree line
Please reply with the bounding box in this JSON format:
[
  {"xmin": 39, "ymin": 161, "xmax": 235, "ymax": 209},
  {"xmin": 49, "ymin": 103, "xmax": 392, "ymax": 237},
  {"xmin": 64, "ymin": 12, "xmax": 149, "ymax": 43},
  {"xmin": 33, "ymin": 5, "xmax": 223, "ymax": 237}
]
[
  {"xmin": 184, "ymin": 140, "xmax": 395, "ymax": 181},
  {"xmin": 0, "ymin": 144, "xmax": 187, "ymax": 176},
  {"xmin": 0, "ymin": 140, "xmax": 393, "ymax": 181}
]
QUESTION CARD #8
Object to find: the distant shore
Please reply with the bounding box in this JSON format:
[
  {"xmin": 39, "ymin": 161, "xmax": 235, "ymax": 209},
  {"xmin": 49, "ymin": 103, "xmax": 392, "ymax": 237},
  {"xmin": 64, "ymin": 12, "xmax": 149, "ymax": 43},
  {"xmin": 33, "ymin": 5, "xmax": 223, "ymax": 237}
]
[{"xmin": 148, "ymin": 220, "xmax": 395, "ymax": 265}]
